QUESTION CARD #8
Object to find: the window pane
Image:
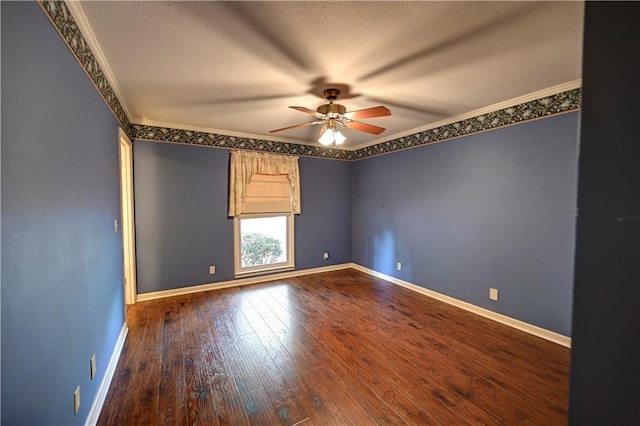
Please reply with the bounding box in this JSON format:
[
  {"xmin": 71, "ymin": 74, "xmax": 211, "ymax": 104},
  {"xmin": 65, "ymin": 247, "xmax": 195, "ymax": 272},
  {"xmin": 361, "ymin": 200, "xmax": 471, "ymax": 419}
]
[{"xmin": 240, "ymin": 215, "xmax": 288, "ymax": 267}]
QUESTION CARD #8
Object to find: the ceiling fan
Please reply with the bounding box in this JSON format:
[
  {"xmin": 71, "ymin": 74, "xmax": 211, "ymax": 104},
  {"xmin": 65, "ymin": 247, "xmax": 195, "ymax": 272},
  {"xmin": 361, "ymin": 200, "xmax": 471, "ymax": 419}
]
[{"xmin": 269, "ymin": 88, "xmax": 391, "ymax": 146}]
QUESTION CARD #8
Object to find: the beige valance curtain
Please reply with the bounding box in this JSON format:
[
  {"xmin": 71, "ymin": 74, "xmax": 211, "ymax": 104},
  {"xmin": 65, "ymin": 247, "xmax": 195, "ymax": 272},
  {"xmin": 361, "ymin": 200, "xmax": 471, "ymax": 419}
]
[{"xmin": 228, "ymin": 150, "xmax": 301, "ymax": 217}]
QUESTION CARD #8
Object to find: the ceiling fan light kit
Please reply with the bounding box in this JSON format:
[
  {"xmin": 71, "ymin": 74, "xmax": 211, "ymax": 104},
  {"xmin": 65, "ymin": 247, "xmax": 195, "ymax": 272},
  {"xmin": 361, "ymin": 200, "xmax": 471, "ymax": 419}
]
[
  {"xmin": 318, "ymin": 126, "xmax": 346, "ymax": 146},
  {"xmin": 270, "ymin": 88, "xmax": 391, "ymax": 146}
]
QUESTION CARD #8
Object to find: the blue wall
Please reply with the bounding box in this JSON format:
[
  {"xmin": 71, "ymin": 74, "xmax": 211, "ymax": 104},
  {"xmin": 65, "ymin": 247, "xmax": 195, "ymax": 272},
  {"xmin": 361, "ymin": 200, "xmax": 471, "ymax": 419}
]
[
  {"xmin": 296, "ymin": 157, "xmax": 352, "ymax": 269},
  {"xmin": 352, "ymin": 113, "xmax": 579, "ymax": 336},
  {"xmin": 134, "ymin": 114, "xmax": 579, "ymax": 336},
  {"xmin": 1, "ymin": 2, "xmax": 125, "ymax": 424},
  {"xmin": 0, "ymin": 2, "xmax": 586, "ymax": 424},
  {"xmin": 133, "ymin": 142, "xmax": 234, "ymax": 292},
  {"xmin": 133, "ymin": 142, "xmax": 352, "ymax": 293}
]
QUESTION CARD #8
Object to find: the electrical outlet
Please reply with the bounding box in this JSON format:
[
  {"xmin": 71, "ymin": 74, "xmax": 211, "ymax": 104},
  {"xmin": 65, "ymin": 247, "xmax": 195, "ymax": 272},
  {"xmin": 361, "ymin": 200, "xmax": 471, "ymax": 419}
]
[
  {"xmin": 90, "ymin": 354, "xmax": 96, "ymax": 379},
  {"xmin": 396, "ymin": 262, "xmax": 402, "ymax": 271},
  {"xmin": 323, "ymin": 252, "xmax": 329, "ymax": 260},
  {"xmin": 73, "ymin": 386, "xmax": 80, "ymax": 415},
  {"xmin": 489, "ymin": 288, "xmax": 499, "ymax": 301},
  {"xmin": 209, "ymin": 265, "xmax": 216, "ymax": 274}
]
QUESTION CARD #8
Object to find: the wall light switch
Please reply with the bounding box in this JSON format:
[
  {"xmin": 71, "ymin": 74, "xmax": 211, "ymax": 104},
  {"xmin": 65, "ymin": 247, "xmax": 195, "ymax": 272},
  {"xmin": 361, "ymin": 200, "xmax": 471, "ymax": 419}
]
[{"xmin": 209, "ymin": 265, "xmax": 216, "ymax": 275}]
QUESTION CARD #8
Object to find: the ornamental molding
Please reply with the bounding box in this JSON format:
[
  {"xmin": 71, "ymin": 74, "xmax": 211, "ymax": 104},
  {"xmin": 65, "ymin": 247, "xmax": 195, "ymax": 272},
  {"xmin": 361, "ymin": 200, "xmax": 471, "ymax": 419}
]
[
  {"xmin": 129, "ymin": 88, "xmax": 580, "ymax": 161},
  {"xmin": 40, "ymin": 0, "xmax": 581, "ymax": 162},
  {"xmin": 39, "ymin": 0, "xmax": 130, "ymax": 131},
  {"xmin": 352, "ymin": 88, "xmax": 581, "ymax": 160}
]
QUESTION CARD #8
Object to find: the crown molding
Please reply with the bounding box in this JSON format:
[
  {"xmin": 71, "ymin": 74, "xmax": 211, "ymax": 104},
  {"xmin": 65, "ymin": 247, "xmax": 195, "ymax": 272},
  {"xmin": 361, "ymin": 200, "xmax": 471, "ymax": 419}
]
[
  {"xmin": 352, "ymin": 87, "xmax": 581, "ymax": 160},
  {"xmin": 351, "ymin": 80, "xmax": 582, "ymax": 151},
  {"xmin": 38, "ymin": 0, "xmax": 131, "ymax": 132},
  {"xmin": 132, "ymin": 117, "xmax": 318, "ymax": 148},
  {"xmin": 64, "ymin": 0, "xmax": 134, "ymax": 122},
  {"xmin": 130, "ymin": 87, "xmax": 581, "ymax": 161},
  {"xmin": 41, "ymin": 1, "xmax": 581, "ymax": 161},
  {"xmin": 129, "ymin": 123, "xmax": 357, "ymax": 161}
]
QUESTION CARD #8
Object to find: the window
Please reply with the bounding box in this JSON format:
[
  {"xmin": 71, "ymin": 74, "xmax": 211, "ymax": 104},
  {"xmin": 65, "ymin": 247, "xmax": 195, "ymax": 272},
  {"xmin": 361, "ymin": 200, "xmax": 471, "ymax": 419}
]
[
  {"xmin": 234, "ymin": 213, "xmax": 294, "ymax": 275},
  {"xmin": 228, "ymin": 150, "xmax": 300, "ymax": 277}
]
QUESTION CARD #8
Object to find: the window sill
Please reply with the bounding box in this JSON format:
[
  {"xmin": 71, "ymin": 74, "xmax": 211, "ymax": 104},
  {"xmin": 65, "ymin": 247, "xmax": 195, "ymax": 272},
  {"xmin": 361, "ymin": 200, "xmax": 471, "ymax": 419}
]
[{"xmin": 235, "ymin": 265, "xmax": 295, "ymax": 279}]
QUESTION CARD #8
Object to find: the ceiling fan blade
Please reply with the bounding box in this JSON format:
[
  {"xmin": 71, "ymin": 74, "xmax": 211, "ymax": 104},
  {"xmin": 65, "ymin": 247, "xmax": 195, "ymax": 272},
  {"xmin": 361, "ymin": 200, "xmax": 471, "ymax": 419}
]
[
  {"xmin": 289, "ymin": 106, "xmax": 319, "ymax": 115},
  {"xmin": 346, "ymin": 121, "xmax": 386, "ymax": 135},
  {"xmin": 345, "ymin": 106, "xmax": 391, "ymax": 119},
  {"xmin": 269, "ymin": 121, "xmax": 322, "ymax": 133}
]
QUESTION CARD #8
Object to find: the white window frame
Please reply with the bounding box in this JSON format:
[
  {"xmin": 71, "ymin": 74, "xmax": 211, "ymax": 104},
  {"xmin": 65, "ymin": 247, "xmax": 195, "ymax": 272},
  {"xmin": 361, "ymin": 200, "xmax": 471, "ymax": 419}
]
[{"xmin": 234, "ymin": 212, "xmax": 295, "ymax": 277}]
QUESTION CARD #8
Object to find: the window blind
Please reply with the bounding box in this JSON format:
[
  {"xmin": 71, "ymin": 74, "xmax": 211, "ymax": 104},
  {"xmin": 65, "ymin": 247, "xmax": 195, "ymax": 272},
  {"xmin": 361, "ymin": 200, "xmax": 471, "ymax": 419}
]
[{"xmin": 243, "ymin": 174, "xmax": 292, "ymax": 213}]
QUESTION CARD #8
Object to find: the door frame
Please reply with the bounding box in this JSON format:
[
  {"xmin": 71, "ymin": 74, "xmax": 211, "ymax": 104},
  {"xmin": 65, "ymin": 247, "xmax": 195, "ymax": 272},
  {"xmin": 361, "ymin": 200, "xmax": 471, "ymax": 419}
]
[{"xmin": 118, "ymin": 128, "xmax": 137, "ymax": 305}]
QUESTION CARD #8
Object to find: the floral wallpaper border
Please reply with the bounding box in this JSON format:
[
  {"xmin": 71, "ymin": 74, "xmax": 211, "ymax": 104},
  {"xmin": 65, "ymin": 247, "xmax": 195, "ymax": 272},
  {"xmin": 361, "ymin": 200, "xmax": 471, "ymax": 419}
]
[
  {"xmin": 128, "ymin": 124, "xmax": 359, "ymax": 160},
  {"xmin": 352, "ymin": 89, "xmax": 581, "ymax": 159},
  {"xmin": 39, "ymin": 0, "xmax": 130, "ymax": 130},
  {"xmin": 42, "ymin": 1, "xmax": 580, "ymax": 161},
  {"xmin": 130, "ymin": 89, "xmax": 581, "ymax": 161}
]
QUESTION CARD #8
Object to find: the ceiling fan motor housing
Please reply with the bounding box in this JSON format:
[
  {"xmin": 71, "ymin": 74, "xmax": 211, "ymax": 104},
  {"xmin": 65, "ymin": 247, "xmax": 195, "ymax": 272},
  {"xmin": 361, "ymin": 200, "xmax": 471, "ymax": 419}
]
[
  {"xmin": 316, "ymin": 103, "xmax": 346, "ymax": 115},
  {"xmin": 317, "ymin": 88, "xmax": 347, "ymax": 116}
]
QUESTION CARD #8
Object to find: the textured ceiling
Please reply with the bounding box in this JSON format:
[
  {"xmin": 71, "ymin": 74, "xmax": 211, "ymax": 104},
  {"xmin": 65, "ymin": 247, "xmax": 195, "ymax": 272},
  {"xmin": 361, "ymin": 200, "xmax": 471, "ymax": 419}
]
[{"xmin": 70, "ymin": 1, "xmax": 584, "ymax": 149}]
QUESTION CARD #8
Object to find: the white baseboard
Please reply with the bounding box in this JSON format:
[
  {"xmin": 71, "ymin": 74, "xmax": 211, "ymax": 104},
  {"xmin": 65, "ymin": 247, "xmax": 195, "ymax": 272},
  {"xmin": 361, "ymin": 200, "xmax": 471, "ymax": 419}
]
[
  {"xmin": 136, "ymin": 263, "xmax": 353, "ymax": 302},
  {"xmin": 349, "ymin": 263, "xmax": 572, "ymax": 348},
  {"xmin": 86, "ymin": 322, "xmax": 129, "ymax": 426},
  {"xmin": 136, "ymin": 262, "xmax": 570, "ymax": 348}
]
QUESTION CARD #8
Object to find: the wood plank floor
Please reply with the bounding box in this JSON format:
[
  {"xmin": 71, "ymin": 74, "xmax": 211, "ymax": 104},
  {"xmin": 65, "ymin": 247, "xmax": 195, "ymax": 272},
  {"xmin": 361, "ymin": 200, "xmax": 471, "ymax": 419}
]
[{"xmin": 98, "ymin": 269, "xmax": 570, "ymax": 425}]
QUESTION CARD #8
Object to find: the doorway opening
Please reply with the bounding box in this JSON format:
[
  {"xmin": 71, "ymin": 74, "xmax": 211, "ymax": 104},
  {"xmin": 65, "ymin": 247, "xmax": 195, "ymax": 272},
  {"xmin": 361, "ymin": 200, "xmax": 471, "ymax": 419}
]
[{"xmin": 119, "ymin": 128, "xmax": 137, "ymax": 305}]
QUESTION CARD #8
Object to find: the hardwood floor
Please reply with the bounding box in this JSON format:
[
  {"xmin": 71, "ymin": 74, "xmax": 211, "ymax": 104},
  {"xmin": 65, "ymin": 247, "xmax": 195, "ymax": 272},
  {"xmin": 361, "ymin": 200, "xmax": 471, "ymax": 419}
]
[{"xmin": 98, "ymin": 269, "xmax": 570, "ymax": 425}]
